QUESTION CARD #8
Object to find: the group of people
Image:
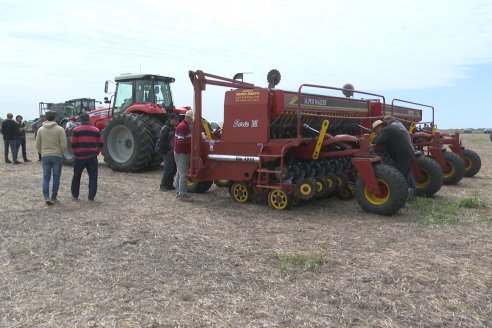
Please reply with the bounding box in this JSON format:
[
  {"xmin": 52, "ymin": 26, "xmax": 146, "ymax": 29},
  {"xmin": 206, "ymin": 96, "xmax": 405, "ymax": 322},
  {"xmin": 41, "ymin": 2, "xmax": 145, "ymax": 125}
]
[
  {"xmin": 157, "ymin": 109, "xmax": 195, "ymax": 202},
  {"xmin": 2, "ymin": 113, "xmax": 31, "ymax": 164},
  {"xmin": 5, "ymin": 109, "xmax": 414, "ymax": 205},
  {"xmin": 33, "ymin": 111, "xmax": 103, "ymax": 205}
]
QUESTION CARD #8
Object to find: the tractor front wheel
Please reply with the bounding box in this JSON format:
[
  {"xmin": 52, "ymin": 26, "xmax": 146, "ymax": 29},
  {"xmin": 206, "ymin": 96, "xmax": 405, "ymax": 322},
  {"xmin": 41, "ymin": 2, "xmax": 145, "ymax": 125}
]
[{"xmin": 355, "ymin": 164, "xmax": 408, "ymax": 216}]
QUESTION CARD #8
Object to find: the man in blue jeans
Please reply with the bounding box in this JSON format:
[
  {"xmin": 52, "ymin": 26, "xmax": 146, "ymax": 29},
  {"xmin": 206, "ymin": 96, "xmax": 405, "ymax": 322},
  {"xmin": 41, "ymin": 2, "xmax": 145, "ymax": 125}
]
[
  {"xmin": 1, "ymin": 112, "xmax": 21, "ymax": 164},
  {"xmin": 35, "ymin": 111, "xmax": 67, "ymax": 205},
  {"xmin": 174, "ymin": 110, "xmax": 194, "ymax": 202},
  {"xmin": 70, "ymin": 112, "xmax": 103, "ymax": 203}
]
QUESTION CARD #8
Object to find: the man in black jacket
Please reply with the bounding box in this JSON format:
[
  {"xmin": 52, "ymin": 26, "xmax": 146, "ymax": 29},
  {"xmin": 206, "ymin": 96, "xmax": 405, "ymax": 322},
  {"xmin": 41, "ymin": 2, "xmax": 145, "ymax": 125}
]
[
  {"xmin": 372, "ymin": 119, "xmax": 415, "ymax": 182},
  {"xmin": 158, "ymin": 114, "xmax": 179, "ymax": 191},
  {"xmin": 15, "ymin": 115, "xmax": 31, "ymax": 162},
  {"xmin": 2, "ymin": 113, "xmax": 21, "ymax": 164}
]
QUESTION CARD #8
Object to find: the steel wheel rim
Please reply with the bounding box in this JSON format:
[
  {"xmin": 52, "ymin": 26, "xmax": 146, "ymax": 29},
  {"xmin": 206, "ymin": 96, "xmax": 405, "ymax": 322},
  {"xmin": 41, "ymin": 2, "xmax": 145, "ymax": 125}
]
[
  {"xmin": 107, "ymin": 125, "xmax": 134, "ymax": 163},
  {"xmin": 270, "ymin": 190, "xmax": 288, "ymax": 209},
  {"xmin": 231, "ymin": 184, "xmax": 249, "ymax": 203}
]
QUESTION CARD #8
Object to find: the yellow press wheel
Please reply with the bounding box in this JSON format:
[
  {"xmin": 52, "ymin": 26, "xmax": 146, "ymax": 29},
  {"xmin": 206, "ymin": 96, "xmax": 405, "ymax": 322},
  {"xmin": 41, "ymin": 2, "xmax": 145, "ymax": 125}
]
[
  {"xmin": 229, "ymin": 182, "xmax": 251, "ymax": 203},
  {"xmin": 295, "ymin": 178, "xmax": 316, "ymax": 200},
  {"xmin": 268, "ymin": 189, "xmax": 292, "ymax": 210}
]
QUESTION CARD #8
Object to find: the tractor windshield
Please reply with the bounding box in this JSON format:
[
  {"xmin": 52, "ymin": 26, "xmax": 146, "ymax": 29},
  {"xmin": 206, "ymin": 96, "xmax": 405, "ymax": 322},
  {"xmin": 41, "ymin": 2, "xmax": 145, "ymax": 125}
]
[
  {"xmin": 113, "ymin": 78, "xmax": 173, "ymax": 114},
  {"xmin": 154, "ymin": 81, "xmax": 173, "ymax": 110},
  {"xmin": 113, "ymin": 80, "xmax": 133, "ymax": 113}
]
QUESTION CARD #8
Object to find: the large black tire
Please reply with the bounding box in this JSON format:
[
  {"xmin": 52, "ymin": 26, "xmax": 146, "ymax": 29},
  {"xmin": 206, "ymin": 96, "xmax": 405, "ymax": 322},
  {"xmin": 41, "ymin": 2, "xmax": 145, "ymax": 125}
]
[
  {"xmin": 143, "ymin": 115, "xmax": 165, "ymax": 169},
  {"xmin": 355, "ymin": 164, "xmax": 408, "ymax": 216},
  {"xmin": 63, "ymin": 128, "xmax": 75, "ymax": 165},
  {"xmin": 442, "ymin": 151, "xmax": 465, "ymax": 185},
  {"xmin": 463, "ymin": 149, "xmax": 481, "ymax": 177},
  {"xmin": 103, "ymin": 113, "xmax": 155, "ymax": 172},
  {"xmin": 414, "ymin": 156, "xmax": 443, "ymax": 197}
]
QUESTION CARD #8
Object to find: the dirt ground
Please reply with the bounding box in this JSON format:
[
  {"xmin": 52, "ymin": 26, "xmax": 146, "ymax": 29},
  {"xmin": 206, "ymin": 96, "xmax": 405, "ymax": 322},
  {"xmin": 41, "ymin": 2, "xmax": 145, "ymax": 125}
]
[{"xmin": 1, "ymin": 134, "xmax": 491, "ymax": 327}]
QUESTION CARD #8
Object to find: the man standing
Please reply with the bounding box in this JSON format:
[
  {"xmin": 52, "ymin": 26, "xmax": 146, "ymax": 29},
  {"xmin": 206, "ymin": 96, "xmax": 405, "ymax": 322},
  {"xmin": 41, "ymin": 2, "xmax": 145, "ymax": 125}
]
[
  {"xmin": 382, "ymin": 115, "xmax": 416, "ymax": 193},
  {"xmin": 35, "ymin": 111, "xmax": 67, "ymax": 205},
  {"xmin": 70, "ymin": 112, "xmax": 103, "ymax": 203},
  {"xmin": 159, "ymin": 113, "xmax": 179, "ymax": 191},
  {"xmin": 15, "ymin": 115, "xmax": 31, "ymax": 162},
  {"xmin": 174, "ymin": 110, "xmax": 194, "ymax": 202},
  {"xmin": 2, "ymin": 113, "xmax": 21, "ymax": 164},
  {"xmin": 372, "ymin": 119, "xmax": 415, "ymax": 196}
]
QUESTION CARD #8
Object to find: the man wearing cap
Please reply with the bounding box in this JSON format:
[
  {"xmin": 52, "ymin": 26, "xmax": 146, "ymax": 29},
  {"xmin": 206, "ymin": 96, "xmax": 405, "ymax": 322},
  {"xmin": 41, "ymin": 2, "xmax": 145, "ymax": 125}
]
[
  {"xmin": 174, "ymin": 110, "xmax": 194, "ymax": 202},
  {"xmin": 372, "ymin": 119, "xmax": 415, "ymax": 194},
  {"xmin": 70, "ymin": 112, "xmax": 103, "ymax": 203},
  {"xmin": 36, "ymin": 111, "xmax": 67, "ymax": 205},
  {"xmin": 158, "ymin": 113, "xmax": 179, "ymax": 191},
  {"xmin": 2, "ymin": 112, "xmax": 21, "ymax": 164}
]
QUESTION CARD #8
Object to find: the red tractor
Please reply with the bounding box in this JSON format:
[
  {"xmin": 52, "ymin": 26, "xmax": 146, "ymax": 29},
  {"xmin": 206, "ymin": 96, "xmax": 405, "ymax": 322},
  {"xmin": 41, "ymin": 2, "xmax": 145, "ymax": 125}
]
[
  {"xmin": 187, "ymin": 70, "xmax": 413, "ymax": 215},
  {"xmin": 85, "ymin": 73, "xmax": 189, "ymax": 172}
]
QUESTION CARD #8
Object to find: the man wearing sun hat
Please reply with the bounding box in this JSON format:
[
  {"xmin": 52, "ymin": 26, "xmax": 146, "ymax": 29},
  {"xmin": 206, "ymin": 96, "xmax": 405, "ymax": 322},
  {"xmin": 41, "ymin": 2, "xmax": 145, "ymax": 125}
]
[{"xmin": 174, "ymin": 110, "xmax": 194, "ymax": 202}]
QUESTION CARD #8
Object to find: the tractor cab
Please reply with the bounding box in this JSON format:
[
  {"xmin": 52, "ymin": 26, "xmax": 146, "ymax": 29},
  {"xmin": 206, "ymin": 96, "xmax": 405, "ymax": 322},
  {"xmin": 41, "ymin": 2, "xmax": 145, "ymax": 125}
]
[
  {"xmin": 108, "ymin": 74, "xmax": 175, "ymax": 116},
  {"xmin": 39, "ymin": 98, "xmax": 98, "ymax": 127},
  {"xmin": 68, "ymin": 98, "xmax": 96, "ymax": 115}
]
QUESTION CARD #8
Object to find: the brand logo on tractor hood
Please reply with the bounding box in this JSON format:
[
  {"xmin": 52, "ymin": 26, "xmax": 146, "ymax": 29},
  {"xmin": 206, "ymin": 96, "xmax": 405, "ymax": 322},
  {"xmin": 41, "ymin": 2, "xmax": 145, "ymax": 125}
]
[{"xmin": 233, "ymin": 119, "xmax": 258, "ymax": 128}]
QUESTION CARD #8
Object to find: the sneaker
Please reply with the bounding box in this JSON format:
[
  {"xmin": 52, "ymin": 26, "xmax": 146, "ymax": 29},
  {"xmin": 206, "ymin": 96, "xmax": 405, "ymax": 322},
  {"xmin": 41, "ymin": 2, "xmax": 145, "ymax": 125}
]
[
  {"xmin": 72, "ymin": 195, "xmax": 80, "ymax": 201},
  {"xmin": 45, "ymin": 199, "xmax": 54, "ymax": 205},
  {"xmin": 24, "ymin": 159, "xmax": 31, "ymax": 162},
  {"xmin": 5, "ymin": 160, "xmax": 12, "ymax": 164},
  {"xmin": 160, "ymin": 187, "xmax": 171, "ymax": 192},
  {"xmin": 178, "ymin": 196, "xmax": 193, "ymax": 202},
  {"xmin": 13, "ymin": 161, "xmax": 22, "ymax": 164}
]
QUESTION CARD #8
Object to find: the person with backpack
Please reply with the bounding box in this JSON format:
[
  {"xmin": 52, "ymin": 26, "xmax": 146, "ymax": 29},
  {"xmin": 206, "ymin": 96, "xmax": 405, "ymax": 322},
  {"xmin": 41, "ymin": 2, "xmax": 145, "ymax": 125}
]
[{"xmin": 158, "ymin": 113, "xmax": 179, "ymax": 191}]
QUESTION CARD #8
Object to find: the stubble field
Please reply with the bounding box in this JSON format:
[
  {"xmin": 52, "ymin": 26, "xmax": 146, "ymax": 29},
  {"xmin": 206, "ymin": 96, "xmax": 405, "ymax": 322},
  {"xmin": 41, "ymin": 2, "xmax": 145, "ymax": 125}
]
[{"xmin": 0, "ymin": 134, "xmax": 491, "ymax": 327}]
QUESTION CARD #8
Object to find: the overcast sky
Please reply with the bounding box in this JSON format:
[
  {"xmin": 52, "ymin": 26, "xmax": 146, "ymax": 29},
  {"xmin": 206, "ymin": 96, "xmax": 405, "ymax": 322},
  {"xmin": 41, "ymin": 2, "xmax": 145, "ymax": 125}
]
[{"xmin": 1, "ymin": 0, "xmax": 491, "ymax": 128}]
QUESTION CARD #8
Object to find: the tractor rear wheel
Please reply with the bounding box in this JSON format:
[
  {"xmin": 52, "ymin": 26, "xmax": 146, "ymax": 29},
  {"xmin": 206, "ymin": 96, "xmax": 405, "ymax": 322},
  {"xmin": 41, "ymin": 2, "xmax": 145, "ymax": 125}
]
[
  {"xmin": 463, "ymin": 149, "xmax": 481, "ymax": 177},
  {"xmin": 268, "ymin": 189, "xmax": 292, "ymax": 210},
  {"xmin": 414, "ymin": 156, "xmax": 443, "ymax": 197},
  {"xmin": 103, "ymin": 113, "xmax": 154, "ymax": 172},
  {"xmin": 143, "ymin": 115, "xmax": 165, "ymax": 170},
  {"xmin": 355, "ymin": 164, "xmax": 408, "ymax": 216},
  {"xmin": 442, "ymin": 151, "xmax": 465, "ymax": 185}
]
